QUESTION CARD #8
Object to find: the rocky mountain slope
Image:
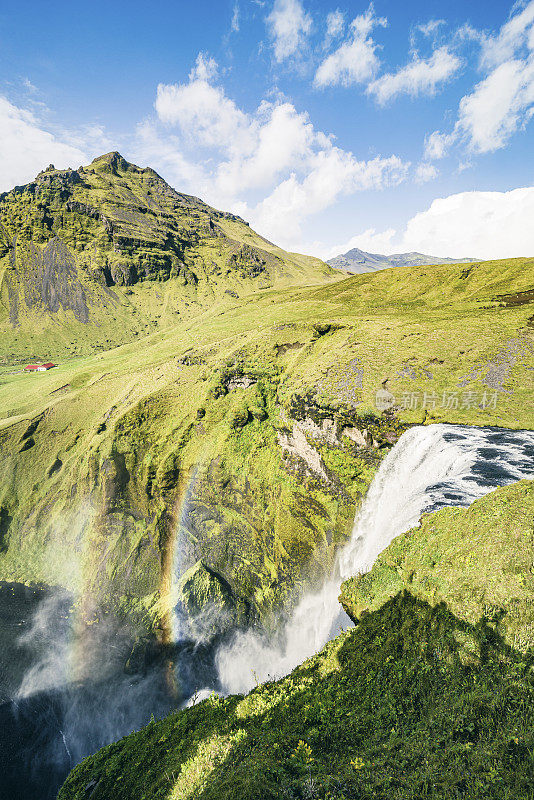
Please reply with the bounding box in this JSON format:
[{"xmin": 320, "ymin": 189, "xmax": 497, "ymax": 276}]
[
  {"xmin": 328, "ymin": 246, "xmax": 479, "ymax": 274},
  {"xmin": 0, "ymin": 153, "xmax": 532, "ymax": 662},
  {"xmin": 0, "ymin": 152, "xmax": 335, "ymax": 362},
  {"xmin": 58, "ymin": 485, "xmax": 534, "ymax": 800}
]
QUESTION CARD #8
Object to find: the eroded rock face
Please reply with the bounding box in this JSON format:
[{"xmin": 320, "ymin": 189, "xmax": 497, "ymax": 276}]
[
  {"xmin": 16, "ymin": 237, "xmax": 90, "ymax": 321},
  {"xmin": 277, "ymin": 425, "xmax": 328, "ymax": 480},
  {"xmin": 227, "ymin": 376, "xmax": 257, "ymax": 390},
  {"xmin": 298, "ymin": 416, "xmax": 339, "ymax": 444},
  {"xmin": 342, "ymin": 426, "xmax": 368, "ymax": 447},
  {"xmin": 92, "ymin": 383, "xmax": 403, "ymax": 636}
]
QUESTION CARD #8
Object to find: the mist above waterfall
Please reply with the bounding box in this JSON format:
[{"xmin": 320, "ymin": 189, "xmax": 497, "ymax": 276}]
[
  {"xmin": 216, "ymin": 424, "xmax": 534, "ymax": 695},
  {"xmin": 15, "ymin": 589, "xmax": 72, "ymax": 699},
  {"xmin": 1, "ymin": 588, "xmax": 176, "ymax": 800}
]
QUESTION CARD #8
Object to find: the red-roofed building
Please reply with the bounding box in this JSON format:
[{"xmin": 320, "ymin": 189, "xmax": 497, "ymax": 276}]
[{"xmin": 24, "ymin": 363, "xmax": 56, "ymax": 372}]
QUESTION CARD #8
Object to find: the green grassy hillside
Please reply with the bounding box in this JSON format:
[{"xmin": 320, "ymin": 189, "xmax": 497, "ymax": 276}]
[
  {"xmin": 58, "ymin": 590, "xmax": 534, "ymax": 800},
  {"xmin": 0, "ymin": 250, "xmax": 532, "ymax": 640},
  {"xmin": 340, "ymin": 479, "xmax": 534, "ymax": 651}
]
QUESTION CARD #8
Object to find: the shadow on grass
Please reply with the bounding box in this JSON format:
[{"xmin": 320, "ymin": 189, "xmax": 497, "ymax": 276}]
[{"xmin": 59, "ymin": 593, "xmax": 534, "ymax": 800}]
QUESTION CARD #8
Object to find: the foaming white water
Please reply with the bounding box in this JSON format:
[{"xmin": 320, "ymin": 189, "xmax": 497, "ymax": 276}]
[{"xmin": 216, "ymin": 424, "xmax": 534, "ymax": 694}]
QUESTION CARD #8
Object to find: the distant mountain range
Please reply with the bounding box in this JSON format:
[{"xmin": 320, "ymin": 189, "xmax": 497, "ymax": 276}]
[{"xmin": 327, "ymin": 247, "xmax": 479, "ymax": 274}]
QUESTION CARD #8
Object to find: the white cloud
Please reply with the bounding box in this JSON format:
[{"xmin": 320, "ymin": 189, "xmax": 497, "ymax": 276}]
[
  {"xmin": 424, "ymin": 129, "xmax": 456, "ymax": 160},
  {"xmin": 428, "ymin": 3, "xmax": 534, "ymax": 157},
  {"xmin": 189, "ymin": 52, "xmax": 219, "ymax": 82},
  {"xmin": 324, "ymin": 9, "xmax": 345, "ymax": 46},
  {"xmin": 133, "ymin": 119, "xmax": 207, "ymax": 190},
  {"xmin": 368, "ymin": 46, "xmax": 461, "ymax": 104},
  {"xmin": 266, "ymin": 0, "xmax": 312, "ymax": 62},
  {"xmin": 400, "ymin": 187, "xmax": 534, "ymax": 258},
  {"xmin": 155, "ymin": 56, "xmax": 250, "ymax": 153},
  {"xmin": 215, "ymin": 100, "xmax": 315, "ymax": 197},
  {"xmin": 415, "ymin": 162, "xmax": 438, "ymax": 183},
  {"xmin": 231, "ymin": 3, "xmax": 240, "ymax": 33},
  {"xmin": 145, "ymin": 52, "xmax": 409, "ymax": 249},
  {"xmin": 417, "ymin": 20, "xmax": 445, "ymax": 38},
  {"xmin": 457, "ymin": 57, "xmax": 534, "ymax": 152},
  {"xmin": 23, "ymin": 78, "xmax": 38, "ymax": 94},
  {"xmin": 479, "ymin": 0, "xmax": 534, "ymax": 68},
  {"xmin": 155, "ymin": 63, "xmax": 313, "ymax": 198},
  {"xmin": 0, "ymin": 96, "xmax": 89, "ymax": 192},
  {"xmin": 314, "ymin": 5, "xmax": 387, "ymax": 88},
  {"xmin": 60, "ymin": 122, "xmax": 115, "ymax": 155},
  {"xmin": 323, "ymin": 187, "xmax": 534, "ymax": 260},
  {"xmin": 249, "ymin": 151, "xmax": 407, "ymax": 245}
]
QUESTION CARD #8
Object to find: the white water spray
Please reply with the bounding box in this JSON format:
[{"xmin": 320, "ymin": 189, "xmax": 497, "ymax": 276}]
[{"xmin": 216, "ymin": 424, "xmax": 534, "ymax": 694}]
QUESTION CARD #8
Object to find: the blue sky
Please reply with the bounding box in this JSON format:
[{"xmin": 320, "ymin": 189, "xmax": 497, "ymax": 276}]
[{"xmin": 1, "ymin": 0, "xmax": 534, "ymax": 259}]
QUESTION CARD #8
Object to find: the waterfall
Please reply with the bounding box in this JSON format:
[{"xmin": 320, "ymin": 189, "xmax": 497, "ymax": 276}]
[
  {"xmin": 216, "ymin": 424, "xmax": 534, "ymax": 694},
  {"xmin": 3, "ymin": 424, "xmax": 532, "ymax": 799}
]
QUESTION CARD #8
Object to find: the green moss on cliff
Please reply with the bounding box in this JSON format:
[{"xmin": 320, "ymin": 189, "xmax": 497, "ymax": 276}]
[
  {"xmin": 0, "ymin": 154, "xmax": 532, "ymax": 639},
  {"xmin": 0, "ymin": 153, "xmax": 335, "ymax": 362},
  {"xmin": 0, "ymin": 330, "xmax": 391, "ymax": 634},
  {"xmin": 58, "ymin": 592, "xmax": 534, "ymax": 800},
  {"xmin": 340, "ymin": 480, "xmax": 534, "ymax": 651}
]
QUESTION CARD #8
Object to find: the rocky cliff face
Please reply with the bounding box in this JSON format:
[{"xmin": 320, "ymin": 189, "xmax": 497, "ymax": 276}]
[{"xmin": 0, "ymin": 152, "xmax": 334, "ymax": 362}]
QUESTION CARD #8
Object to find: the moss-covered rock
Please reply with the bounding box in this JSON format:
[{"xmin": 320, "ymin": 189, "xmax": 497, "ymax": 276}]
[
  {"xmin": 340, "ymin": 479, "xmax": 534, "ymax": 650},
  {"xmin": 229, "ymin": 404, "xmax": 251, "ymax": 430},
  {"xmin": 312, "ymin": 321, "xmax": 331, "ymax": 336},
  {"xmin": 176, "ymin": 561, "xmax": 251, "ymax": 638}
]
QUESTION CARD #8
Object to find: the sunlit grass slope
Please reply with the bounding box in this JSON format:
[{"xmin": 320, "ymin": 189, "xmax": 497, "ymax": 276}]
[
  {"xmin": 0, "ymin": 255, "xmax": 532, "ymax": 635},
  {"xmin": 341, "ymin": 479, "xmax": 534, "ymax": 651}
]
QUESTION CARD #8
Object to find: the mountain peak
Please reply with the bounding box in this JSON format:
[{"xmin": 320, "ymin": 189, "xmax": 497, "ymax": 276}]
[
  {"xmin": 328, "ymin": 247, "xmax": 479, "ymax": 274},
  {"xmin": 90, "ymin": 151, "xmax": 136, "ymax": 175},
  {"xmin": 0, "ymin": 152, "xmax": 334, "ymax": 358}
]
